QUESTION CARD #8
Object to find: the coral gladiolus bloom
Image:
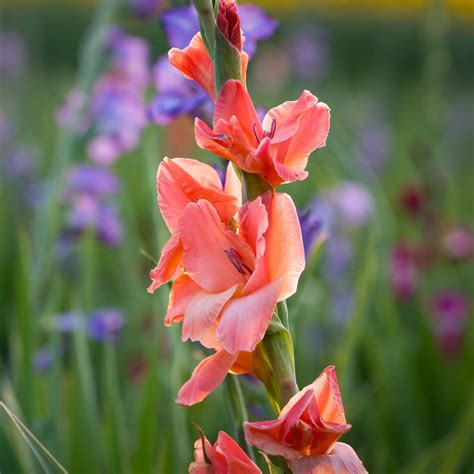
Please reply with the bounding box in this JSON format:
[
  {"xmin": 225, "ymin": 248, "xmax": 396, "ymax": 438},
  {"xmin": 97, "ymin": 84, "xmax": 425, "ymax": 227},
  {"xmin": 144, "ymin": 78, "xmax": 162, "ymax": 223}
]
[
  {"xmin": 147, "ymin": 158, "xmax": 241, "ymax": 293},
  {"xmin": 189, "ymin": 430, "xmax": 261, "ymax": 474},
  {"xmin": 244, "ymin": 366, "xmax": 367, "ymax": 473},
  {"xmin": 169, "ymin": 33, "xmax": 248, "ymax": 102},
  {"xmin": 164, "ymin": 192, "xmax": 304, "ymax": 356},
  {"xmin": 195, "ymin": 79, "xmax": 330, "ymax": 188}
]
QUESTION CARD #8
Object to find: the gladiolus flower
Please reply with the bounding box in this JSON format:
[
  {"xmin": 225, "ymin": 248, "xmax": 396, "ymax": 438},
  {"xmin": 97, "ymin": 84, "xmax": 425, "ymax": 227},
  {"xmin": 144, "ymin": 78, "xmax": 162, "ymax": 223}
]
[
  {"xmin": 195, "ymin": 79, "xmax": 330, "ymax": 188},
  {"xmin": 155, "ymin": 187, "xmax": 304, "ymax": 407},
  {"xmin": 163, "ymin": 192, "xmax": 304, "ymax": 356},
  {"xmin": 189, "ymin": 430, "xmax": 261, "ymax": 473},
  {"xmin": 244, "ymin": 366, "xmax": 367, "ymax": 473},
  {"xmin": 169, "ymin": 33, "xmax": 248, "ymax": 102},
  {"xmin": 217, "ymin": 0, "xmax": 242, "ymax": 51},
  {"xmin": 147, "ymin": 158, "xmax": 241, "ymax": 293}
]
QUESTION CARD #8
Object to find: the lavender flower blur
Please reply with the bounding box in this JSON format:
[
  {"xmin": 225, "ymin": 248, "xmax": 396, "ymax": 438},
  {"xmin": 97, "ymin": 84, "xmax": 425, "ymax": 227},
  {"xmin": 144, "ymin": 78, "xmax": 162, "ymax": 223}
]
[
  {"xmin": 149, "ymin": 4, "xmax": 277, "ymax": 125},
  {"xmin": 87, "ymin": 309, "xmax": 124, "ymax": 343},
  {"xmin": 58, "ymin": 165, "xmax": 123, "ymax": 254}
]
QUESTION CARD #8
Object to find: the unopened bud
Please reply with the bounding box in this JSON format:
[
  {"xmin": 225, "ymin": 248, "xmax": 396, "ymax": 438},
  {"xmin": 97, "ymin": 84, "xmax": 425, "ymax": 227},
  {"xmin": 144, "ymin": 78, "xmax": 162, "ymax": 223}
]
[{"xmin": 217, "ymin": 0, "xmax": 242, "ymax": 51}]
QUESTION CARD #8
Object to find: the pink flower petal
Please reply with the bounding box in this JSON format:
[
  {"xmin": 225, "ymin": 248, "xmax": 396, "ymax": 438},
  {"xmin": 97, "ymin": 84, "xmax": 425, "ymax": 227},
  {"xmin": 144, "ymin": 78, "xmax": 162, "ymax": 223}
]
[
  {"xmin": 287, "ymin": 442, "xmax": 367, "ymax": 474},
  {"xmin": 177, "ymin": 350, "xmax": 237, "ymax": 406},
  {"xmin": 179, "ymin": 200, "xmax": 255, "ymax": 293},
  {"xmin": 147, "ymin": 234, "xmax": 182, "ymax": 293},
  {"xmin": 216, "ymin": 278, "xmax": 281, "ymax": 354}
]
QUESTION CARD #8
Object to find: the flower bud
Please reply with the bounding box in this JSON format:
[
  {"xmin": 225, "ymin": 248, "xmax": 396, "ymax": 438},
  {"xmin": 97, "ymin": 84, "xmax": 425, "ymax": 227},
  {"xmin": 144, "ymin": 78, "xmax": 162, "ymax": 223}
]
[{"xmin": 217, "ymin": 0, "xmax": 242, "ymax": 51}]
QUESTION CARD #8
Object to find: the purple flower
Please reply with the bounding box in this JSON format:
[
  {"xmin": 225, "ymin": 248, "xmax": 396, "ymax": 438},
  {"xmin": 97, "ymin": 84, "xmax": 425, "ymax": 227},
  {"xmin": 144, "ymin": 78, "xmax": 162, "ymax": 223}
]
[
  {"xmin": 33, "ymin": 347, "xmax": 54, "ymax": 374},
  {"xmin": 96, "ymin": 203, "xmax": 124, "ymax": 246},
  {"xmin": 286, "ymin": 27, "xmax": 330, "ymax": 81},
  {"xmin": 129, "ymin": 0, "xmax": 165, "ymax": 20},
  {"xmin": 430, "ymin": 291, "xmax": 470, "ymax": 355},
  {"xmin": 88, "ymin": 75, "xmax": 147, "ymax": 165},
  {"xmin": 325, "ymin": 234, "xmax": 353, "ymax": 278},
  {"xmin": 55, "ymin": 89, "xmax": 90, "ymax": 133},
  {"xmin": 237, "ymin": 4, "xmax": 278, "ymax": 57},
  {"xmin": 0, "ymin": 31, "xmax": 27, "ymax": 79},
  {"xmin": 161, "ymin": 6, "xmax": 198, "ymax": 49},
  {"xmin": 87, "ymin": 309, "xmax": 124, "ymax": 343},
  {"xmin": 359, "ymin": 119, "xmax": 391, "ymax": 171},
  {"xmin": 60, "ymin": 165, "xmax": 123, "ymax": 249},
  {"xmin": 106, "ymin": 28, "xmax": 150, "ymax": 88},
  {"xmin": 148, "ymin": 57, "xmax": 210, "ymax": 125},
  {"xmin": 298, "ymin": 198, "xmax": 332, "ymax": 259},
  {"xmin": 328, "ymin": 181, "xmax": 374, "ymax": 227},
  {"xmin": 55, "ymin": 311, "xmax": 82, "ymax": 332},
  {"xmin": 63, "ymin": 165, "xmax": 120, "ymax": 200}
]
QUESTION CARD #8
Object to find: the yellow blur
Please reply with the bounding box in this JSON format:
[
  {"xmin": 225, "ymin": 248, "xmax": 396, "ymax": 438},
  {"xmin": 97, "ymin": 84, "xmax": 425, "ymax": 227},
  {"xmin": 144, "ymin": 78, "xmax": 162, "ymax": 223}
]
[{"xmin": 2, "ymin": 0, "xmax": 473, "ymax": 18}]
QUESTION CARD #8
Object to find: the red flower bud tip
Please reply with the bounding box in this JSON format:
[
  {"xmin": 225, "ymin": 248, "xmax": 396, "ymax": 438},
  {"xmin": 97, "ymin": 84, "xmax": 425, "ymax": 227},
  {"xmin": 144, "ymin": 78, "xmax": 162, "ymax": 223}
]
[{"xmin": 217, "ymin": 0, "xmax": 242, "ymax": 51}]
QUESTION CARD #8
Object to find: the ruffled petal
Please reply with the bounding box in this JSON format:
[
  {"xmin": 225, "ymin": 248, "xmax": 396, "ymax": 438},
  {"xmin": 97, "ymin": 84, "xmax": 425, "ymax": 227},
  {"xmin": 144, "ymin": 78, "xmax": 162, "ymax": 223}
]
[
  {"xmin": 266, "ymin": 91, "xmax": 330, "ymax": 171},
  {"xmin": 157, "ymin": 158, "xmax": 239, "ymax": 232},
  {"xmin": 216, "ymin": 278, "xmax": 281, "ymax": 354},
  {"xmin": 244, "ymin": 389, "xmax": 314, "ymax": 460},
  {"xmin": 287, "ymin": 443, "xmax": 367, "ymax": 474},
  {"xmin": 147, "ymin": 234, "xmax": 182, "ymax": 293},
  {"xmin": 179, "ymin": 200, "xmax": 255, "ymax": 293},
  {"xmin": 177, "ymin": 350, "xmax": 237, "ymax": 406}
]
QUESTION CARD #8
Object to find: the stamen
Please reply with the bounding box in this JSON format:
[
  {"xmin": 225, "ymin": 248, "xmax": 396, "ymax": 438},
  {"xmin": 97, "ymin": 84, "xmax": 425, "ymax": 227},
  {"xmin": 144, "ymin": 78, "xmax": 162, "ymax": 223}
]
[
  {"xmin": 224, "ymin": 248, "xmax": 252, "ymax": 276},
  {"xmin": 263, "ymin": 118, "xmax": 277, "ymax": 139},
  {"xmin": 253, "ymin": 123, "xmax": 260, "ymax": 145}
]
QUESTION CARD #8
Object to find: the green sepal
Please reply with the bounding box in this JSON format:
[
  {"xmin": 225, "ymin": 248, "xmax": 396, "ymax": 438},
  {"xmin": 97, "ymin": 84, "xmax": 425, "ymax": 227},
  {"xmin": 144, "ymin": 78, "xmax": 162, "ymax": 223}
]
[{"xmin": 242, "ymin": 171, "xmax": 273, "ymax": 203}]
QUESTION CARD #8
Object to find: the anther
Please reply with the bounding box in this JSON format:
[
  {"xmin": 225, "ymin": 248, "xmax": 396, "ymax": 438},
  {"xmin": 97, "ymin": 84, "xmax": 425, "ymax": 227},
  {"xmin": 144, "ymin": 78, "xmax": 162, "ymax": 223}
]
[{"xmin": 224, "ymin": 248, "xmax": 252, "ymax": 276}]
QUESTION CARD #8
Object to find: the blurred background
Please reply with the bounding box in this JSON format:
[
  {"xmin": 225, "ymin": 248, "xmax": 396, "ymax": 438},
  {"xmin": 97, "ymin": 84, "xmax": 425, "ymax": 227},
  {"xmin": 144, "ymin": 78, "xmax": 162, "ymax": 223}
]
[{"xmin": 0, "ymin": 0, "xmax": 473, "ymax": 472}]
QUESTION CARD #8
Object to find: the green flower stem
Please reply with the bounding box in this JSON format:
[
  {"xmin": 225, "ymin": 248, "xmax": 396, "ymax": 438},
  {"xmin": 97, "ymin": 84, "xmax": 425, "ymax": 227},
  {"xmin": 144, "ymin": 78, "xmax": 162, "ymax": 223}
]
[
  {"xmin": 224, "ymin": 375, "xmax": 257, "ymax": 462},
  {"xmin": 191, "ymin": 0, "xmax": 216, "ymax": 55}
]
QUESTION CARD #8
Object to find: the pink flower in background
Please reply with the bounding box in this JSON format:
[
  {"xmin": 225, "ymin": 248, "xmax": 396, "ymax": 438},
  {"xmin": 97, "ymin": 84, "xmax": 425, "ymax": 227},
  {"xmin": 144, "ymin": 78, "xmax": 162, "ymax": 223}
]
[
  {"xmin": 327, "ymin": 181, "xmax": 374, "ymax": 227},
  {"xmin": 399, "ymin": 184, "xmax": 428, "ymax": 218},
  {"xmin": 430, "ymin": 291, "xmax": 470, "ymax": 355},
  {"xmin": 195, "ymin": 79, "xmax": 330, "ymax": 187},
  {"xmin": 244, "ymin": 366, "xmax": 366, "ymax": 473},
  {"xmin": 189, "ymin": 430, "xmax": 261, "ymax": 473},
  {"xmin": 390, "ymin": 242, "xmax": 418, "ymax": 301},
  {"xmin": 441, "ymin": 225, "xmax": 473, "ymax": 261}
]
